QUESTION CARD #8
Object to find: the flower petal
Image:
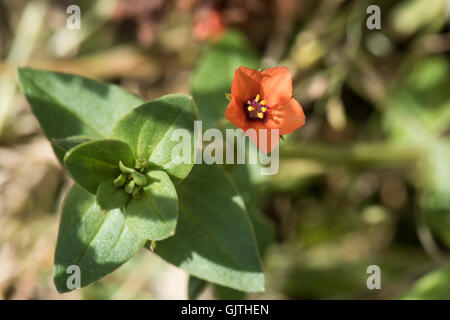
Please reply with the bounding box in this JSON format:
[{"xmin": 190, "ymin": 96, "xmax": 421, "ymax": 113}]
[
  {"xmin": 225, "ymin": 98, "xmax": 247, "ymax": 130},
  {"xmin": 244, "ymin": 124, "xmax": 280, "ymax": 154},
  {"xmin": 265, "ymin": 98, "xmax": 305, "ymax": 135},
  {"xmin": 231, "ymin": 66, "xmax": 261, "ymax": 101},
  {"xmin": 261, "ymin": 67, "xmax": 293, "ymax": 106}
]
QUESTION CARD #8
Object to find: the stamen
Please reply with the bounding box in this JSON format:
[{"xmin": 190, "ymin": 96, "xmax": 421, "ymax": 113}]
[{"xmin": 244, "ymin": 94, "xmax": 269, "ymax": 121}]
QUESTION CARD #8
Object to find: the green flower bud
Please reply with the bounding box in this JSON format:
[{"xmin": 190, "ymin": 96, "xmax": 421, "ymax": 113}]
[
  {"xmin": 124, "ymin": 180, "xmax": 135, "ymax": 194},
  {"xmin": 113, "ymin": 173, "xmax": 127, "ymax": 187},
  {"xmin": 132, "ymin": 171, "xmax": 148, "ymax": 186},
  {"xmin": 119, "ymin": 161, "xmax": 135, "ymax": 174}
]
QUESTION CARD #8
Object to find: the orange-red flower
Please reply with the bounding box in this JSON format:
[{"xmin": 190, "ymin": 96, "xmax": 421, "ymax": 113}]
[{"xmin": 225, "ymin": 66, "xmax": 305, "ymax": 153}]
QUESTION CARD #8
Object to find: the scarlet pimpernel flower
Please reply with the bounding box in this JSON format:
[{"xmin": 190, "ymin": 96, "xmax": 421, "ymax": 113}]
[{"xmin": 225, "ymin": 66, "xmax": 305, "ymax": 153}]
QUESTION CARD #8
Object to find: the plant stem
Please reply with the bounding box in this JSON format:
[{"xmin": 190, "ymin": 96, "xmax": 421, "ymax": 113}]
[{"xmin": 280, "ymin": 142, "xmax": 424, "ymax": 168}]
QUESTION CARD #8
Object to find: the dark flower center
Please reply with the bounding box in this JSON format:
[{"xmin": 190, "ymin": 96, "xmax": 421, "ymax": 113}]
[{"xmin": 243, "ymin": 94, "xmax": 268, "ymax": 121}]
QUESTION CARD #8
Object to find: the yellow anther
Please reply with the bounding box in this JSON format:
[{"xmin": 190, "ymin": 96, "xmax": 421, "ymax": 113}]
[
  {"xmin": 247, "ymin": 100, "xmax": 251, "ymax": 104},
  {"xmin": 261, "ymin": 99, "xmax": 266, "ymax": 105},
  {"xmin": 257, "ymin": 112, "xmax": 264, "ymax": 119},
  {"xmin": 261, "ymin": 107, "xmax": 267, "ymax": 112},
  {"xmin": 247, "ymin": 106, "xmax": 255, "ymax": 111},
  {"xmin": 255, "ymin": 94, "xmax": 260, "ymax": 102}
]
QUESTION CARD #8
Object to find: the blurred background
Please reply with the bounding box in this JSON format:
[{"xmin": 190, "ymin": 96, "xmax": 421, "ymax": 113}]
[{"xmin": 0, "ymin": 0, "xmax": 449, "ymax": 299}]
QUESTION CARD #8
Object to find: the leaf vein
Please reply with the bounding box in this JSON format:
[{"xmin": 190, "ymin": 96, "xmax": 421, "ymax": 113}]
[{"xmin": 142, "ymin": 192, "xmax": 165, "ymax": 222}]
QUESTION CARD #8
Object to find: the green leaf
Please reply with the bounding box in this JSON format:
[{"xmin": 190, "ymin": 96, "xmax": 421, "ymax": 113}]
[
  {"xmin": 188, "ymin": 276, "xmax": 209, "ymax": 300},
  {"xmin": 54, "ymin": 185, "xmax": 146, "ymax": 293},
  {"xmin": 124, "ymin": 170, "xmax": 178, "ymax": 240},
  {"xmin": 228, "ymin": 164, "xmax": 275, "ymax": 257},
  {"xmin": 64, "ymin": 139, "xmax": 135, "ymax": 194},
  {"xmin": 191, "ymin": 30, "xmax": 259, "ymax": 129},
  {"xmin": 111, "ymin": 93, "xmax": 198, "ymax": 182},
  {"xmin": 17, "ymin": 68, "xmax": 144, "ymax": 162},
  {"xmin": 213, "ymin": 284, "xmax": 246, "ymax": 300},
  {"xmin": 96, "ymin": 178, "xmax": 130, "ymax": 211},
  {"xmin": 51, "ymin": 136, "xmax": 92, "ymax": 154},
  {"xmin": 188, "ymin": 273, "xmax": 247, "ymax": 300},
  {"xmin": 401, "ymin": 267, "xmax": 450, "ymax": 299},
  {"xmin": 155, "ymin": 164, "xmax": 264, "ymax": 292}
]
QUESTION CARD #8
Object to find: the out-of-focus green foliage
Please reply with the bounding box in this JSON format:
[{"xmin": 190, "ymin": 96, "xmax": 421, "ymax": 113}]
[
  {"xmin": 384, "ymin": 56, "xmax": 450, "ymax": 145},
  {"xmin": 389, "ymin": 0, "xmax": 448, "ymax": 37},
  {"xmin": 401, "ymin": 267, "xmax": 450, "ymax": 300},
  {"xmin": 384, "ymin": 56, "xmax": 450, "ymax": 248}
]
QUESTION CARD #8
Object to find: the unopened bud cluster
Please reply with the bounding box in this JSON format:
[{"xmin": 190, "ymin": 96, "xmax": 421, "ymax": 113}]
[{"xmin": 114, "ymin": 160, "xmax": 149, "ymax": 198}]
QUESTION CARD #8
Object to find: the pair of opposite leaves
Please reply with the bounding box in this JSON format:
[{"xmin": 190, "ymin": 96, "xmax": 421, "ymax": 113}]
[{"xmin": 63, "ymin": 94, "xmax": 197, "ymax": 241}]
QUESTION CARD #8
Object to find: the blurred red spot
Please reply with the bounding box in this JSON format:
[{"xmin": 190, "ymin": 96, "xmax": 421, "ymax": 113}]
[{"xmin": 193, "ymin": 8, "xmax": 226, "ymax": 41}]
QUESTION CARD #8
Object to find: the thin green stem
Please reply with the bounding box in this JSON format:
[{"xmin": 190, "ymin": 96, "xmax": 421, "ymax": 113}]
[{"xmin": 280, "ymin": 142, "xmax": 424, "ymax": 168}]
